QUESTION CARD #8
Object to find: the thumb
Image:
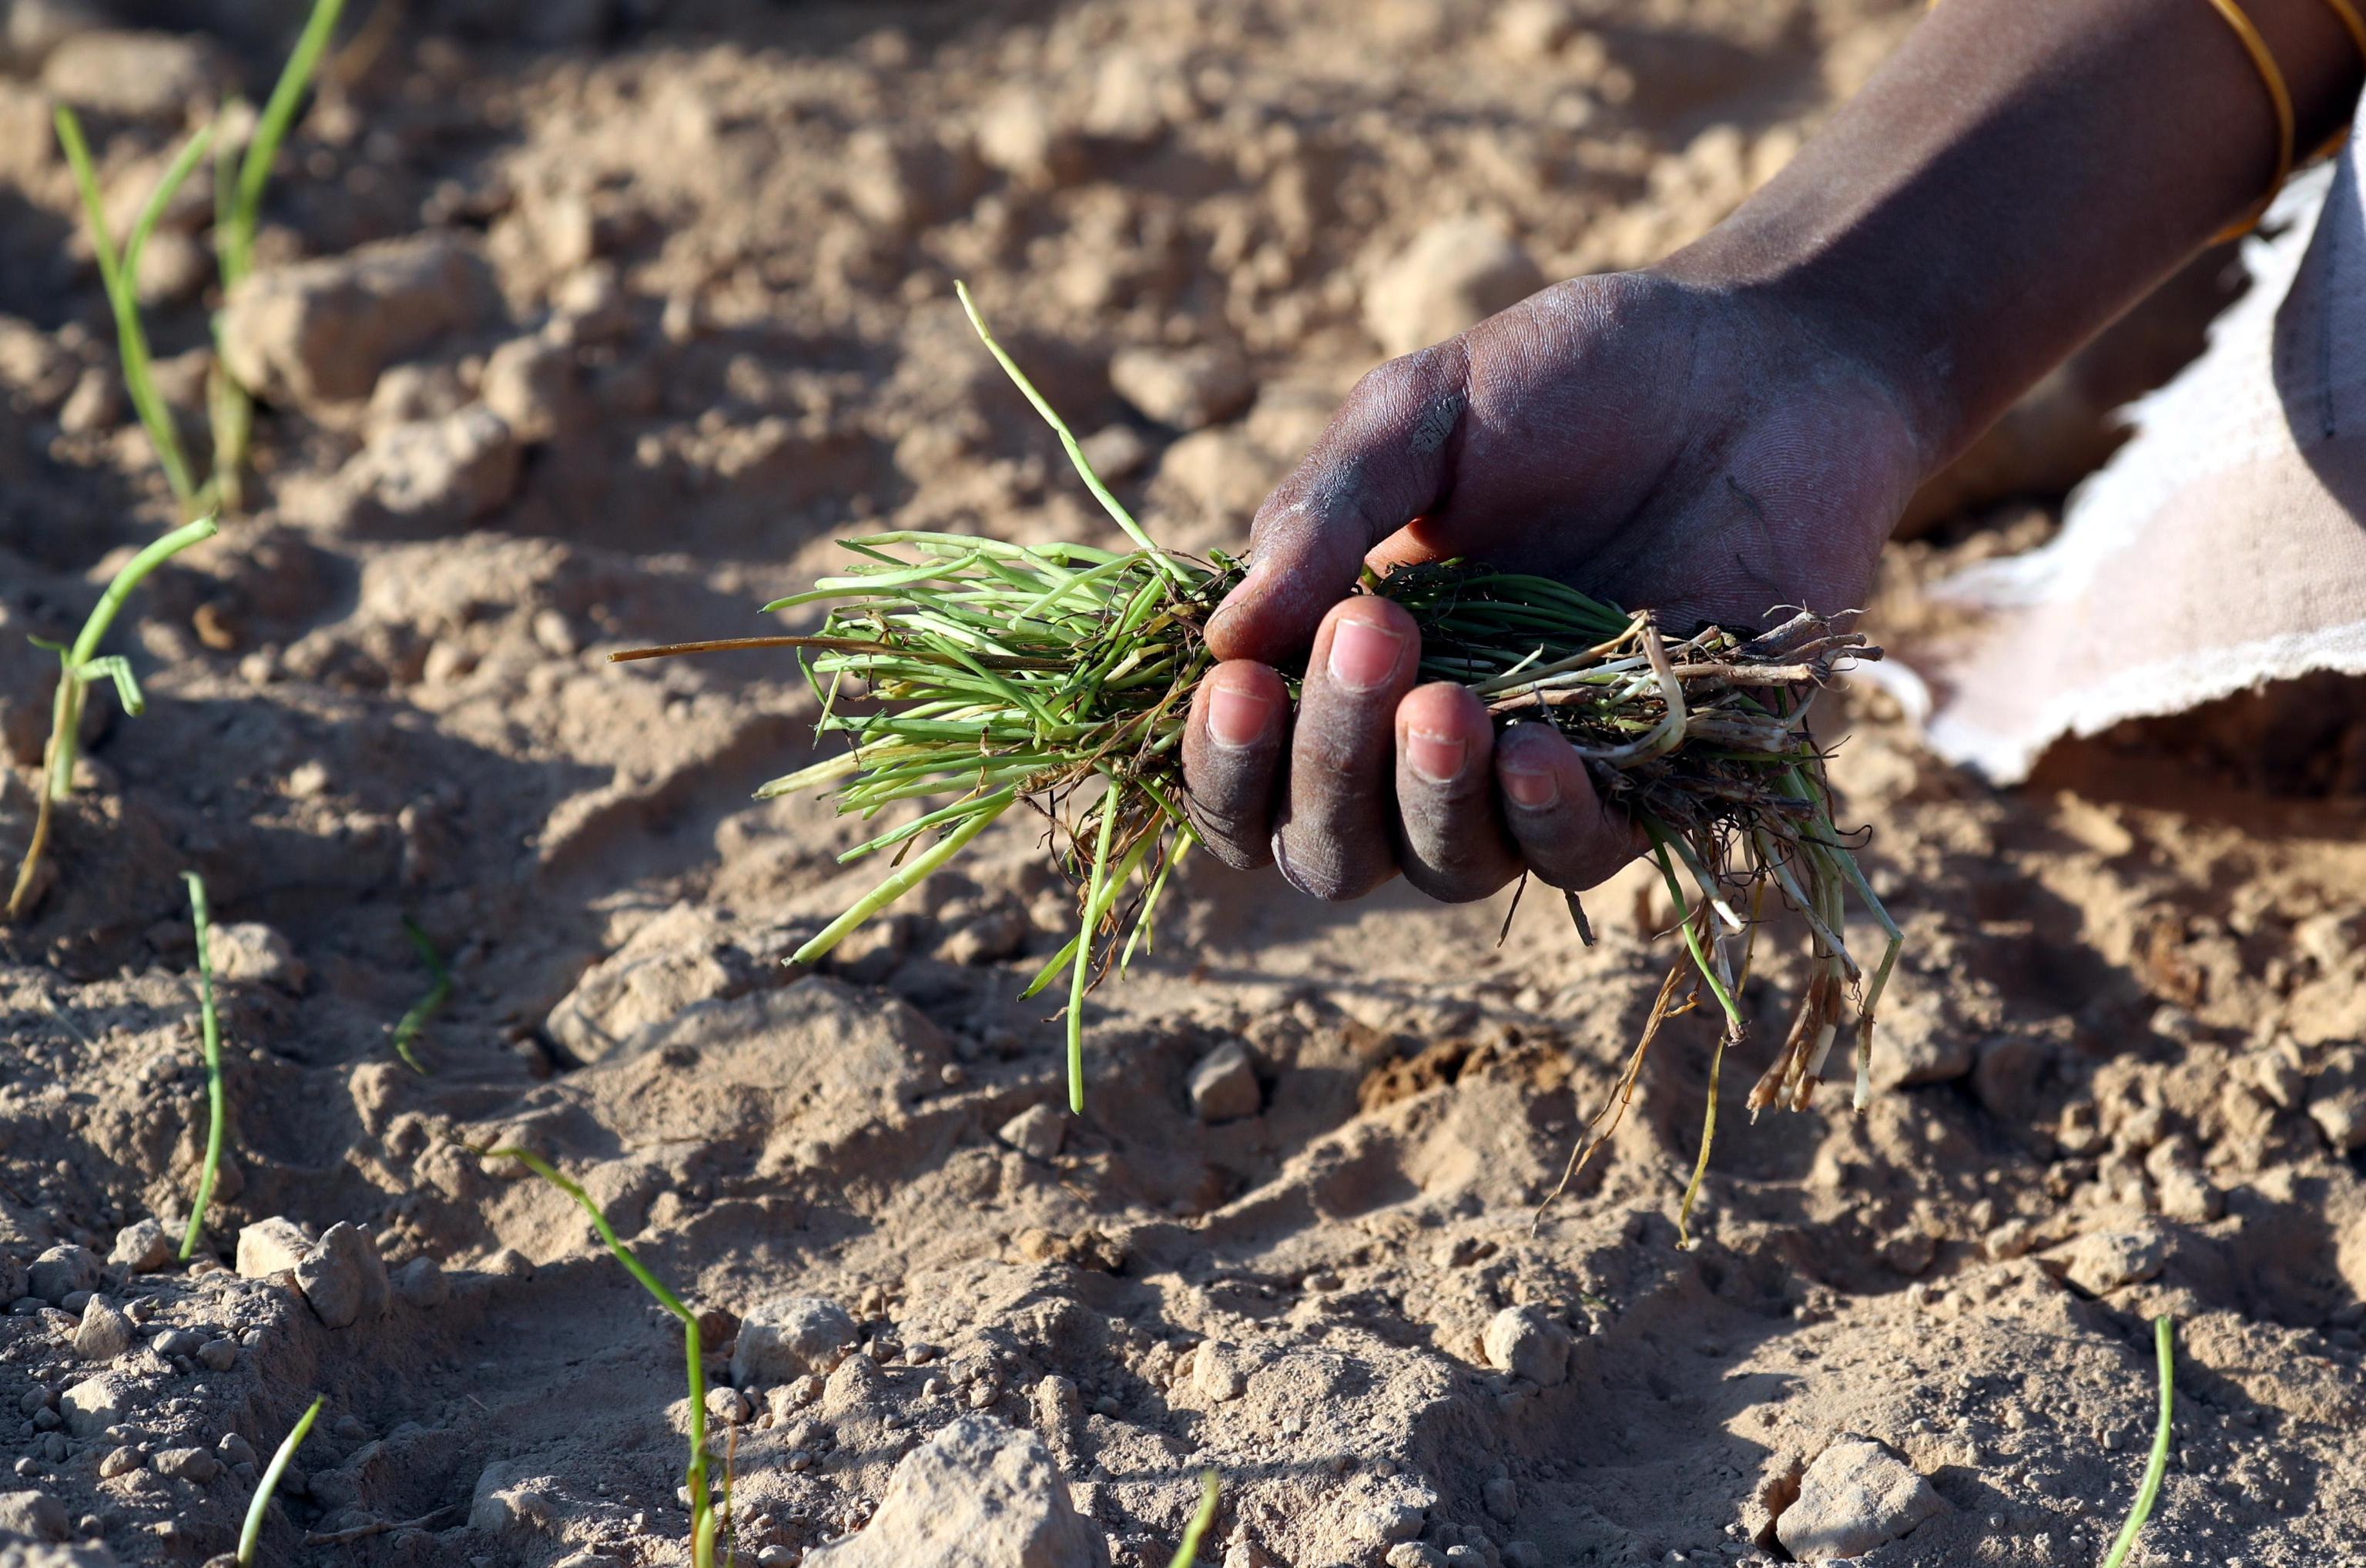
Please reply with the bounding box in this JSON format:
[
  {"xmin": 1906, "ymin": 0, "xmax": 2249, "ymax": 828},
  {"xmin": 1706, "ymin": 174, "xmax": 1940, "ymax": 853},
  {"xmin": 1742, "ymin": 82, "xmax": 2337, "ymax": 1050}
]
[{"xmin": 1204, "ymin": 343, "xmax": 1469, "ymax": 665}]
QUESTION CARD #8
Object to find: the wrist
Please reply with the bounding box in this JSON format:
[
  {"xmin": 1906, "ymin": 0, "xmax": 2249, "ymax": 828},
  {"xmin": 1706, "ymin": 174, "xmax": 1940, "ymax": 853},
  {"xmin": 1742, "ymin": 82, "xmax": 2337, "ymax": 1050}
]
[{"xmin": 1648, "ymin": 236, "xmax": 1957, "ymax": 486}]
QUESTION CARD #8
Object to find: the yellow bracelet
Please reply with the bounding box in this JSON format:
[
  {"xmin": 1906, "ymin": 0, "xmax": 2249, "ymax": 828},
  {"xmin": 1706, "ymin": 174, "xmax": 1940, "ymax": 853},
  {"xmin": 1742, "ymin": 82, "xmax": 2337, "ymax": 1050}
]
[{"xmin": 2205, "ymin": 0, "xmax": 2297, "ymax": 240}]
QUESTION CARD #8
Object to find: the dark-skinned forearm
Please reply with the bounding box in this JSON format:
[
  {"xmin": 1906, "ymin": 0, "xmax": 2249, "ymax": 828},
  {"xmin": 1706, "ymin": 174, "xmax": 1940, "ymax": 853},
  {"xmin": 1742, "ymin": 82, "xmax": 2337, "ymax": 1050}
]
[{"xmin": 1663, "ymin": 0, "xmax": 2364, "ymax": 471}]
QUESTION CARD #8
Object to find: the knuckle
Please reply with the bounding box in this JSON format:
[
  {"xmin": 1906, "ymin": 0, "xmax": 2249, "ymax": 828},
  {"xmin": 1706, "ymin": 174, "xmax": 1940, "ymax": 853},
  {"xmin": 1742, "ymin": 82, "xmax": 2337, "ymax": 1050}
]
[{"xmin": 1351, "ymin": 353, "xmax": 1426, "ymax": 407}]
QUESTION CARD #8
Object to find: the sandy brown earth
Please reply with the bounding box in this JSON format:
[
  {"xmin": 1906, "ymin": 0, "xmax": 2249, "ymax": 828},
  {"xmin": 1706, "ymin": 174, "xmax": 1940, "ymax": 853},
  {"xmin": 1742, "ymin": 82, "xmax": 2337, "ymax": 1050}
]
[{"xmin": 1, "ymin": 1, "xmax": 2363, "ymax": 1565}]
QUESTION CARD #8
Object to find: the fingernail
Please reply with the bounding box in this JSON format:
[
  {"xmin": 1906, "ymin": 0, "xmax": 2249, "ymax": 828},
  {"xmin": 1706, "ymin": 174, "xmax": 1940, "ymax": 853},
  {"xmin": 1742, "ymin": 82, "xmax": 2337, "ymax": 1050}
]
[
  {"xmin": 1405, "ymin": 726, "xmax": 1464, "ymax": 784},
  {"xmin": 1205, "ymin": 681, "xmax": 1271, "ymax": 749},
  {"xmin": 1502, "ymin": 762, "xmax": 1559, "ymax": 809},
  {"xmin": 1327, "ymin": 618, "xmax": 1403, "ymax": 692}
]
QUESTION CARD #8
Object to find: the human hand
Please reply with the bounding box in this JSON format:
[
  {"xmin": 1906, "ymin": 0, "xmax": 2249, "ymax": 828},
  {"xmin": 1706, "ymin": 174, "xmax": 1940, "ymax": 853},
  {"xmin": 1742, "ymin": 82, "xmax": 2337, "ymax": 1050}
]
[{"xmin": 1179, "ymin": 266, "xmax": 1928, "ymax": 904}]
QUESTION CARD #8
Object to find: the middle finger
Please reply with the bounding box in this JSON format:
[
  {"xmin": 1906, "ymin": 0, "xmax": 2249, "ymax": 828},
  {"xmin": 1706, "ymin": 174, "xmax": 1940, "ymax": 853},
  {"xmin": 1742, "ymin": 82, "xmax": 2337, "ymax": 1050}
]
[{"xmin": 1272, "ymin": 597, "xmax": 1421, "ymax": 900}]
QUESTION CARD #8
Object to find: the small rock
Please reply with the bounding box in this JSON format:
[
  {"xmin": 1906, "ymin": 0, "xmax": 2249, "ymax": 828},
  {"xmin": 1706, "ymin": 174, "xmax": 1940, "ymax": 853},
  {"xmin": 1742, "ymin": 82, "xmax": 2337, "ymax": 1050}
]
[
  {"xmin": 843, "ymin": 127, "xmax": 980, "ymax": 231},
  {"xmin": 149, "ymin": 1328, "xmax": 199, "ymax": 1360},
  {"xmin": 2311, "ymin": 1089, "xmax": 2366, "ymax": 1153},
  {"xmin": 470, "ymin": 1459, "xmax": 559, "ymax": 1537},
  {"xmin": 543, "ymin": 903, "xmax": 747, "ymax": 1065},
  {"xmin": 1191, "ymin": 1342, "xmax": 1247, "ymax": 1403},
  {"xmin": 1983, "ymin": 1218, "xmax": 2039, "ymax": 1261},
  {"xmin": 802, "ymin": 1415, "xmax": 1108, "ymax": 1566},
  {"xmin": 1482, "ymin": 1306, "xmax": 1570, "ymax": 1388},
  {"xmin": 335, "ymin": 406, "xmax": 521, "ymax": 535},
  {"xmin": 1110, "ymin": 344, "xmax": 1254, "ymax": 432},
  {"xmin": 26, "ymin": 1245, "xmax": 99, "ymax": 1304},
  {"xmin": 367, "ymin": 361, "xmax": 468, "ymax": 430},
  {"xmin": 197, "ymin": 1338, "xmax": 237, "ymax": 1372},
  {"xmin": 216, "ymin": 1433, "xmax": 256, "ymax": 1469},
  {"xmin": 480, "ymin": 337, "xmax": 581, "ymax": 444},
  {"xmin": 1483, "ymin": 1476, "xmax": 1518, "ymax": 1522},
  {"xmin": 2154, "ymin": 1166, "xmax": 2223, "ymax": 1223},
  {"xmin": 236, "ymin": 1217, "xmax": 313, "ymax": 1279},
  {"xmin": 1775, "ymin": 1436, "xmax": 1947, "ymax": 1560},
  {"xmin": 40, "ymin": 30, "xmax": 232, "ymax": 121},
  {"xmin": 997, "ymin": 1104, "xmax": 1067, "ymax": 1162},
  {"xmin": 481, "ymin": 1247, "xmax": 535, "ymax": 1280},
  {"xmin": 1078, "ymin": 424, "xmax": 1151, "ymax": 482},
  {"xmin": 219, "ymin": 233, "xmax": 498, "ymax": 408},
  {"xmin": 1359, "ymin": 1499, "xmax": 1421, "ymax": 1543},
  {"xmin": 393, "ymin": 1255, "xmax": 449, "ymax": 1308},
  {"xmin": 59, "ymin": 1375, "xmax": 132, "ymax": 1439},
  {"xmin": 70, "ymin": 1296, "xmax": 130, "ymax": 1361},
  {"xmin": 2059, "ymin": 1228, "xmax": 2168, "ymax": 1295},
  {"xmin": 295, "ymin": 1221, "xmax": 390, "ymax": 1329},
  {"xmin": 1362, "ymin": 217, "xmax": 1544, "ymax": 359},
  {"xmin": 97, "ymin": 1446, "xmax": 142, "ymax": 1479},
  {"xmin": 705, "ymin": 1386, "xmax": 752, "ymax": 1426},
  {"xmin": 56, "ymin": 364, "xmax": 121, "ymax": 434},
  {"xmin": 108, "ymin": 1221, "xmax": 173, "ymax": 1274},
  {"xmin": 732, "ymin": 1296, "xmax": 860, "ymax": 1389},
  {"xmin": 975, "ymin": 88, "xmax": 1079, "ymax": 186},
  {"xmin": 209, "ymin": 922, "xmax": 307, "ymax": 990},
  {"xmin": 1188, "ymin": 1040, "xmax": 1261, "ymax": 1124},
  {"xmin": 1493, "ymin": 0, "xmax": 1577, "ymax": 59},
  {"xmin": 153, "ymin": 1447, "xmax": 220, "ymax": 1483},
  {"xmin": 1385, "ymin": 1547, "xmax": 1448, "ymax": 1568},
  {"xmin": 0, "ymin": 1488, "xmax": 68, "ymax": 1542}
]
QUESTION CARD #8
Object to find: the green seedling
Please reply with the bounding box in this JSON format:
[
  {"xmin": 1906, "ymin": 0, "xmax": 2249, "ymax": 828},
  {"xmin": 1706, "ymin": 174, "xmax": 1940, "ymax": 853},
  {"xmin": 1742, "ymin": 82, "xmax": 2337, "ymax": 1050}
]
[
  {"xmin": 238, "ymin": 1394, "xmax": 323, "ymax": 1564},
  {"xmin": 209, "ymin": 0, "xmax": 347, "ymax": 511},
  {"xmin": 7, "ymin": 515, "xmax": 219, "ymax": 920},
  {"xmin": 52, "ymin": 107, "xmax": 214, "ymax": 511},
  {"xmin": 487, "ymin": 1147, "xmax": 722, "ymax": 1567},
  {"xmin": 52, "ymin": 0, "xmax": 345, "ymax": 516},
  {"xmin": 618, "ymin": 286, "xmax": 1899, "ymax": 1228},
  {"xmin": 178, "ymin": 871, "xmax": 228, "ymax": 1260},
  {"xmin": 2101, "ymin": 1315, "xmax": 2176, "ymax": 1568},
  {"xmin": 390, "ymin": 916, "xmax": 452, "ymax": 1073},
  {"xmin": 1168, "ymin": 1471, "xmax": 1220, "ymax": 1568}
]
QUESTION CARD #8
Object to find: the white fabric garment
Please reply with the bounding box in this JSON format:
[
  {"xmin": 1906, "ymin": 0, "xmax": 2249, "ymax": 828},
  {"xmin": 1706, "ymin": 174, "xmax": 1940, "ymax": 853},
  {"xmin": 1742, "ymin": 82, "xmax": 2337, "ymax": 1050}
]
[{"xmin": 1916, "ymin": 131, "xmax": 2366, "ymax": 782}]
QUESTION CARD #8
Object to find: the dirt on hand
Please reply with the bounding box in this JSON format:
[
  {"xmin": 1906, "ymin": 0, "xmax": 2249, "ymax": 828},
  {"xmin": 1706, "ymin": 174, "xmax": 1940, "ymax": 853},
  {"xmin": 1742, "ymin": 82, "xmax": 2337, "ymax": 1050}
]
[{"xmin": 0, "ymin": 2, "xmax": 2361, "ymax": 1566}]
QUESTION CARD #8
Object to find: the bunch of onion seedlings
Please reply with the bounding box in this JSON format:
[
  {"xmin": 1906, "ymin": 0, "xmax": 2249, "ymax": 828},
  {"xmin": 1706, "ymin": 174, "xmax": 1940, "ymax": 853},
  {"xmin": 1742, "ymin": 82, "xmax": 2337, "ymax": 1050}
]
[{"xmin": 619, "ymin": 284, "xmax": 1901, "ymax": 1241}]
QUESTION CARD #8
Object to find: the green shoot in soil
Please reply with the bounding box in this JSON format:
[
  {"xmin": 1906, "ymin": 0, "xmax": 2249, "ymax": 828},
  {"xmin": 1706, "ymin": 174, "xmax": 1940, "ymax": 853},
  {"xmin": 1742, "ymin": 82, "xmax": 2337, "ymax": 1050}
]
[
  {"xmin": 179, "ymin": 872, "xmax": 228, "ymax": 1261},
  {"xmin": 239, "ymin": 1394, "xmax": 323, "ymax": 1564},
  {"xmin": 1168, "ymin": 1471, "xmax": 1220, "ymax": 1568},
  {"xmin": 2101, "ymin": 1315, "xmax": 2175, "ymax": 1568},
  {"xmin": 210, "ymin": 0, "xmax": 347, "ymax": 511},
  {"xmin": 52, "ymin": 106, "xmax": 214, "ymax": 511},
  {"xmin": 618, "ymin": 286, "xmax": 1900, "ymax": 1221},
  {"xmin": 52, "ymin": 0, "xmax": 344, "ymax": 516},
  {"xmin": 7, "ymin": 515, "xmax": 219, "ymax": 921},
  {"xmin": 390, "ymin": 916, "xmax": 452, "ymax": 1073},
  {"xmin": 488, "ymin": 1147, "xmax": 721, "ymax": 1568}
]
